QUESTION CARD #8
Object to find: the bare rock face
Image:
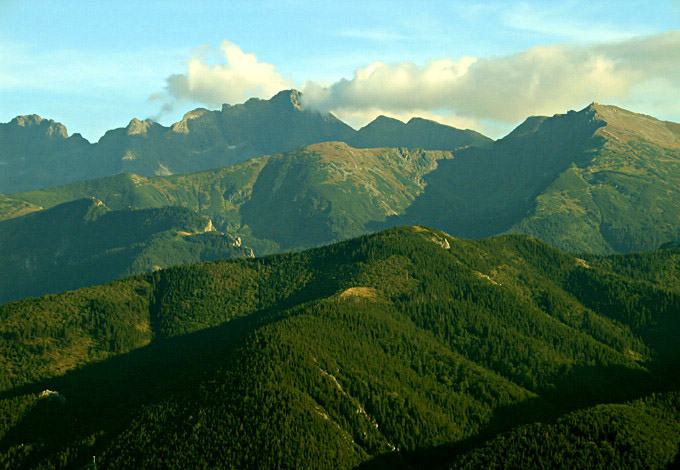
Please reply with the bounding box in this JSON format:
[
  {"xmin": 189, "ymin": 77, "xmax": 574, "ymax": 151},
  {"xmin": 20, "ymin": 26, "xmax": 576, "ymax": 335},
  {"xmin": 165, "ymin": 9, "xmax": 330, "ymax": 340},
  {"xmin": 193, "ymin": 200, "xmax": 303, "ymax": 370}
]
[
  {"xmin": 38, "ymin": 389, "xmax": 66, "ymax": 404},
  {"xmin": 11, "ymin": 115, "xmax": 69, "ymax": 139},
  {"xmin": 126, "ymin": 118, "xmax": 156, "ymax": 136}
]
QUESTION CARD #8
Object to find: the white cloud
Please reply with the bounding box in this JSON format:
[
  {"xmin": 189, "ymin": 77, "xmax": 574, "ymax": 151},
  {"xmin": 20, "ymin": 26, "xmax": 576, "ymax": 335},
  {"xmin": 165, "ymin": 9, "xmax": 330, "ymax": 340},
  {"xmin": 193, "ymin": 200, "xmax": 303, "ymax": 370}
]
[
  {"xmin": 154, "ymin": 32, "xmax": 680, "ymax": 136},
  {"xmin": 500, "ymin": 2, "xmax": 645, "ymax": 43},
  {"xmin": 301, "ymin": 31, "xmax": 680, "ymax": 127},
  {"xmin": 160, "ymin": 40, "xmax": 293, "ymax": 110}
]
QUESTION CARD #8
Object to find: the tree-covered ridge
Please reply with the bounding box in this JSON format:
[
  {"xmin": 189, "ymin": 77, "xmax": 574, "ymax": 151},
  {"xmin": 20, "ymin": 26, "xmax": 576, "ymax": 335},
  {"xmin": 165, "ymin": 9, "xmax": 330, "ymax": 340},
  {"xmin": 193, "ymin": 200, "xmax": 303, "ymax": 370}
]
[
  {"xmin": 0, "ymin": 198, "xmax": 254, "ymax": 304},
  {"xmin": 1, "ymin": 226, "xmax": 679, "ymax": 468},
  {"xmin": 450, "ymin": 391, "xmax": 680, "ymax": 469}
]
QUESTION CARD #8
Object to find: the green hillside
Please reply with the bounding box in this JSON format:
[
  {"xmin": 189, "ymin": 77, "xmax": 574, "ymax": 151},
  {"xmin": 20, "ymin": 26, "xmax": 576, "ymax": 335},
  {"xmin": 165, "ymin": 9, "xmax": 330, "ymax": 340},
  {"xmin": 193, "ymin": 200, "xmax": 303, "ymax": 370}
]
[
  {"xmin": 450, "ymin": 390, "xmax": 680, "ymax": 469},
  {"xmin": 402, "ymin": 103, "xmax": 680, "ymax": 253},
  {"xmin": 1, "ymin": 226, "xmax": 679, "ymax": 469},
  {"xmin": 0, "ymin": 198, "xmax": 253, "ymax": 304},
  {"xmin": 0, "ymin": 195, "xmax": 42, "ymax": 222},
  {"xmin": 512, "ymin": 104, "xmax": 680, "ymax": 253},
  {"xmin": 13, "ymin": 143, "xmax": 452, "ymax": 251}
]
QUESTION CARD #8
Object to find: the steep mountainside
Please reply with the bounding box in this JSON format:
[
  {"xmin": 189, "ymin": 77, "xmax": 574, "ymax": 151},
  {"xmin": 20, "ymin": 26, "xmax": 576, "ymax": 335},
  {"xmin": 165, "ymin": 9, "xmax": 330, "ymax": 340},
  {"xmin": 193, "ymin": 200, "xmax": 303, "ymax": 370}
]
[
  {"xmin": 12, "ymin": 143, "xmax": 452, "ymax": 251},
  {"xmin": 512, "ymin": 104, "xmax": 680, "ymax": 253},
  {"xmin": 0, "ymin": 115, "xmax": 92, "ymax": 194},
  {"xmin": 89, "ymin": 90, "xmax": 356, "ymax": 180},
  {"xmin": 395, "ymin": 103, "xmax": 680, "ymax": 253},
  {"xmin": 5, "ymin": 103, "xmax": 680, "ymax": 257},
  {"xmin": 0, "ymin": 90, "xmax": 488, "ymax": 194},
  {"xmin": 0, "ymin": 198, "xmax": 253, "ymax": 304},
  {"xmin": 0, "ymin": 227, "xmax": 679, "ymax": 468}
]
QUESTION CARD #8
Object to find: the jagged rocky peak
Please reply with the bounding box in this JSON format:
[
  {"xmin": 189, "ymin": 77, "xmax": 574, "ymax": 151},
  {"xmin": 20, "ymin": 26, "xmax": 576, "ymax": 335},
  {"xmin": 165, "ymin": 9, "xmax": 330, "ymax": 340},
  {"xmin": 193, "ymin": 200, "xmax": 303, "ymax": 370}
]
[
  {"xmin": 126, "ymin": 118, "xmax": 158, "ymax": 136},
  {"xmin": 11, "ymin": 114, "xmax": 44, "ymax": 127},
  {"xmin": 270, "ymin": 89, "xmax": 303, "ymax": 110},
  {"xmin": 171, "ymin": 108, "xmax": 211, "ymax": 133},
  {"xmin": 10, "ymin": 114, "xmax": 68, "ymax": 138}
]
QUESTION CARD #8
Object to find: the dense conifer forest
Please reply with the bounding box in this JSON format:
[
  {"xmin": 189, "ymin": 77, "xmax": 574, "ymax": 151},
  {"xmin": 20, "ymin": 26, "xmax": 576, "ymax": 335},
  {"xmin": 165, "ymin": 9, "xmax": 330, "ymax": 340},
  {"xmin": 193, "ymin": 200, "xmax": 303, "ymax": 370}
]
[{"xmin": 1, "ymin": 226, "xmax": 679, "ymax": 468}]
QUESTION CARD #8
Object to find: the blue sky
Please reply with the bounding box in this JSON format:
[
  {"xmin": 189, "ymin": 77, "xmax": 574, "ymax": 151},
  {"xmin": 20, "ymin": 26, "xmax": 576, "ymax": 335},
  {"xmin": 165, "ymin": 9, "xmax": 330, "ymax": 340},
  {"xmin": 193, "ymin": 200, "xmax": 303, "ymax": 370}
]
[{"xmin": 1, "ymin": 0, "xmax": 678, "ymax": 140}]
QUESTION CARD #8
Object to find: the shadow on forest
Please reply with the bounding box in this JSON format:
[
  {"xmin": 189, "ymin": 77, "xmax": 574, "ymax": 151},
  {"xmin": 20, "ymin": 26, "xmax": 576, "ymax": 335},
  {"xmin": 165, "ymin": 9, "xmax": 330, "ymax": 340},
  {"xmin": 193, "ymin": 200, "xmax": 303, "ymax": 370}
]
[
  {"xmin": 356, "ymin": 361, "xmax": 677, "ymax": 470},
  {"xmin": 0, "ymin": 250, "xmax": 354, "ymax": 468},
  {"xmin": 0, "ymin": 310, "xmax": 262, "ymax": 463},
  {"xmin": 365, "ymin": 156, "xmax": 537, "ymax": 241}
]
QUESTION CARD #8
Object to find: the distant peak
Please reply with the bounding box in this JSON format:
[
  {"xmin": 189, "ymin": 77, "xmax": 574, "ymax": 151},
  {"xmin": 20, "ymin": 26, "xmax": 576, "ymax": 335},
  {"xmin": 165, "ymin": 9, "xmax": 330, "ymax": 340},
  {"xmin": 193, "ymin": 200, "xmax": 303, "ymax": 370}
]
[
  {"xmin": 366, "ymin": 115, "xmax": 405, "ymax": 128},
  {"xmin": 584, "ymin": 101, "xmax": 646, "ymax": 121},
  {"xmin": 406, "ymin": 117, "xmax": 446, "ymax": 127},
  {"xmin": 584, "ymin": 102, "xmax": 629, "ymax": 116},
  {"xmin": 126, "ymin": 118, "xmax": 156, "ymax": 135},
  {"xmin": 375, "ymin": 115, "xmax": 402, "ymax": 122},
  {"xmin": 172, "ymin": 108, "xmax": 210, "ymax": 133},
  {"xmin": 583, "ymin": 102, "xmax": 680, "ymax": 149},
  {"xmin": 10, "ymin": 114, "xmax": 68, "ymax": 138},
  {"xmin": 270, "ymin": 89, "xmax": 303, "ymax": 110},
  {"xmin": 11, "ymin": 114, "xmax": 44, "ymax": 126}
]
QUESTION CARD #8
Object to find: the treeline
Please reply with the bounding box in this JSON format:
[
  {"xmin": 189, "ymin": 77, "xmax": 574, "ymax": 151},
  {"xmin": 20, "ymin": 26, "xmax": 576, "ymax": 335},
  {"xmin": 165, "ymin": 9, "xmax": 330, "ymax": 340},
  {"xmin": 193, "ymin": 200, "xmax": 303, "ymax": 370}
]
[{"xmin": 450, "ymin": 391, "xmax": 680, "ymax": 469}]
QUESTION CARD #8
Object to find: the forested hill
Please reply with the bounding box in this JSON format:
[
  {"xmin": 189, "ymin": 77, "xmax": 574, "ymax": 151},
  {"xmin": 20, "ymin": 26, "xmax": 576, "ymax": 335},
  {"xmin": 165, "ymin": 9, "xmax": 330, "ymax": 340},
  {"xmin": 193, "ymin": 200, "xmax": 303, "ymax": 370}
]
[
  {"xmin": 1, "ymin": 226, "xmax": 679, "ymax": 469},
  {"xmin": 0, "ymin": 198, "xmax": 254, "ymax": 304}
]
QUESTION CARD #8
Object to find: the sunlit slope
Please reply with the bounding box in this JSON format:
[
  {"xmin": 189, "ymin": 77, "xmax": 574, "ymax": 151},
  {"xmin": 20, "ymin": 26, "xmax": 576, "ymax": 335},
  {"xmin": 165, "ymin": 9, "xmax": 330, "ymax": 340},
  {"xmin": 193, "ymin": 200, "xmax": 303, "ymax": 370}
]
[{"xmin": 512, "ymin": 104, "xmax": 680, "ymax": 252}]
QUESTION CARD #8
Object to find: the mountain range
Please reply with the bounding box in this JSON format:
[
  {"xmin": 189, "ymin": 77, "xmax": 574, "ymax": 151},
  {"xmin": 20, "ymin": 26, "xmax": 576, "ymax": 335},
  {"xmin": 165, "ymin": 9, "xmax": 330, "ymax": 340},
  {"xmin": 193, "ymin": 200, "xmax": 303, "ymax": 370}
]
[
  {"xmin": 1, "ymin": 226, "xmax": 679, "ymax": 468},
  {"xmin": 0, "ymin": 90, "xmax": 490, "ymax": 195},
  {"xmin": 404, "ymin": 102, "xmax": 680, "ymax": 253},
  {"xmin": 2, "ymin": 90, "xmax": 680, "ymax": 468},
  {"xmin": 2, "ymin": 99, "xmax": 680, "ymax": 304},
  {"xmin": 0, "ymin": 143, "xmax": 451, "ymax": 303}
]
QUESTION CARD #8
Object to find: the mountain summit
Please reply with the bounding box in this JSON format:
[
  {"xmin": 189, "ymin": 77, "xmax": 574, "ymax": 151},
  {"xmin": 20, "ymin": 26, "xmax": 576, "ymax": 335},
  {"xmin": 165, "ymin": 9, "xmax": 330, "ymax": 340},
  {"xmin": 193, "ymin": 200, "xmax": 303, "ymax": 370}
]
[
  {"xmin": 350, "ymin": 115, "xmax": 491, "ymax": 150},
  {"xmin": 402, "ymin": 102, "xmax": 680, "ymax": 252},
  {"xmin": 0, "ymin": 90, "xmax": 488, "ymax": 194}
]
